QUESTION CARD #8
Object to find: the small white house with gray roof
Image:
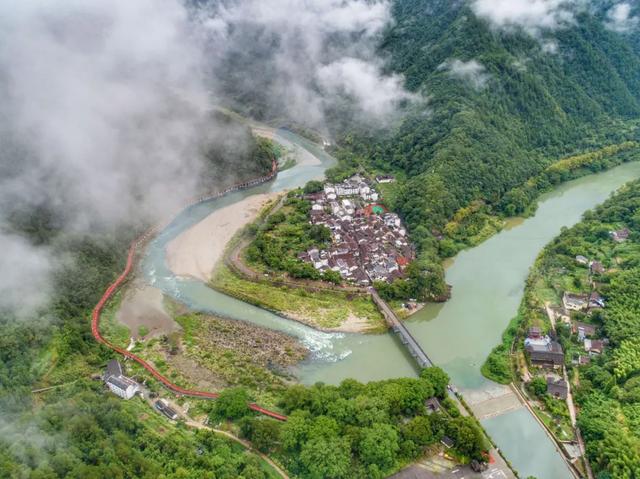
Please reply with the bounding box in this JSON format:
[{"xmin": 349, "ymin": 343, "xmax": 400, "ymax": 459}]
[{"xmin": 104, "ymin": 360, "xmax": 140, "ymax": 400}]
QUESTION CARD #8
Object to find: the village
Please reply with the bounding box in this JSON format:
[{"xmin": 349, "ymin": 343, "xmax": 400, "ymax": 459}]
[
  {"xmin": 524, "ymin": 226, "xmax": 630, "ymax": 391},
  {"xmin": 516, "ymin": 226, "xmax": 633, "ymax": 473},
  {"xmin": 523, "ymin": 250, "xmax": 614, "ymax": 400},
  {"xmin": 298, "ymin": 174, "xmax": 415, "ymax": 286}
]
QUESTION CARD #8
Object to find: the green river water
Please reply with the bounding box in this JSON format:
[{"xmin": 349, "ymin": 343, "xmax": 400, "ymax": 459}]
[{"xmin": 142, "ymin": 129, "xmax": 640, "ymax": 478}]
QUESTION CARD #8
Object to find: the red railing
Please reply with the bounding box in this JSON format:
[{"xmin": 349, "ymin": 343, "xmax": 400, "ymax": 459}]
[{"xmin": 91, "ymin": 161, "xmax": 287, "ymax": 421}]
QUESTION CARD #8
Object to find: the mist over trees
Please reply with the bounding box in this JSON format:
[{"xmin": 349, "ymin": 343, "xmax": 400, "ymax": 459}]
[{"xmin": 2, "ymin": 0, "xmax": 640, "ymax": 477}]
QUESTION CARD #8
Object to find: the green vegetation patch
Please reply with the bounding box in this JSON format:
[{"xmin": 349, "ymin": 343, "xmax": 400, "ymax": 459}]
[
  {"xmin": 215, "ymin": 368, "xmax": 490, "ymax": 479},
  {"xmin": 245, "ymin": 192, "xmax": 339, "ymax": 283},
  {"xmin": 1, "ymin": 381, "xmax": 280, "ymax": 479},
  {"xmin": 212, "ymin": 264, "xmax": 385, "ymax": 331}
]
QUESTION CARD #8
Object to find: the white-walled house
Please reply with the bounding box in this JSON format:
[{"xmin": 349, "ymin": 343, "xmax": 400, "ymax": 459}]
[{"xmin": 104, "ymin": 360, "xmax": 140, "ymax": 400}]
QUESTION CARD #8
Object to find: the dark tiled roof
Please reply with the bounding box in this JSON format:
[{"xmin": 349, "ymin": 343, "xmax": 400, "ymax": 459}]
[
  {"xmin": 105, "ymin": 359, "xmax": 123, "ymax": 379},
  {"xmin": 107, "ymin": 375, "xmax": 136, "ymax": 391}
]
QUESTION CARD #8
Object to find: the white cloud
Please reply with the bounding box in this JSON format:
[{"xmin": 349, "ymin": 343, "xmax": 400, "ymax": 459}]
[
  {"xmin": 202, "ymin": 0, "xmax": 414, "ymax": 123},
  {"xmin": 0, "ymin": 234, "xmax": 55, "ymax": 318},
  {"xmin": 317, "ymin": 58, "xmax": 416, "ymax": 117},
  {"xmin": 606, "ymin": 2, "xmax": 639, "ymax": 32},
  {"xmin": 472, "ymin": 0, "xmax": 577, "ymax": 35},
  {"xmin": 0, "ymin": 0, "xmax": 214, "ymax": 314},
  {"xmin": 438, "ymin": 59, "xmax": 491, "ymax": 90}
]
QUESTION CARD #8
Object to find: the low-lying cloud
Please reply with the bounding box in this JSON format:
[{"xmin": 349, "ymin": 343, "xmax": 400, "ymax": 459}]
[
  {"xmin": 472, "ymin": 0, "xmax": 577, "ymax": 35},
  {"xmin": 606, "ymin": 2, "xmax": 639, "ymax": 32},
  {"xmin": 201, "ymin": 0, "xmax": 414, "ymax": 125},
  {"xmin": 0, "ymin": 234, "xmax": 55, "ymax": 319},
  {"xmin": 473, "ymin": 0, "xmax": 639, "ymax": 39},
  {"xmin": 0, "ymin": 0, "xmax": 407, "ymax": 317},
  {"xmin": 0, "ymin": 0, "xmax": 221, "ymax": 316},
  {"xmin": 317, "ymin": 58, "xmax": 416, "ymax": 117},
  {"xmin": 438, "ymin": 59, "xmax": 491, "ymax": 90}
]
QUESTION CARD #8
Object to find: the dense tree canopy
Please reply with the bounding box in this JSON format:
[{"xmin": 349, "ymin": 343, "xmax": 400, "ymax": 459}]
[{"xmin": 238, "ymin": 371, "xmax": 489, "ymax": 479}]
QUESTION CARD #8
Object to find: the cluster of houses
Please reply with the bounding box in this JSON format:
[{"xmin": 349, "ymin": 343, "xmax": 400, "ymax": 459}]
[
  {"xmin": 524, "ymin": 251, "xmax": 617, "ymax": 398},
  {"xmin": 524, "ymin": 328, "xmax": 565, "ymax": 368},
  {"xmin": 523, "ymin": 329, "xmax": 570, "ymax": 399},
  {"xmin": 299, "ymin": 175, "xmax": 414, "ymax": 285}
]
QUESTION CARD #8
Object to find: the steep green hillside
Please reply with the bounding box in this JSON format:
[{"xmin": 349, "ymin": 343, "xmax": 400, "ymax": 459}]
[{"xmin": 328, "ymin": 0, "xmax": 640, "ymax": 297}]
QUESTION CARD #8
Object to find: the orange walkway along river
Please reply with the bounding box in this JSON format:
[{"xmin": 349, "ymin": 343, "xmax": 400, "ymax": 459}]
[{"xmin": 90, "ymin": 161, "xmax": 287, "ymax": 422}]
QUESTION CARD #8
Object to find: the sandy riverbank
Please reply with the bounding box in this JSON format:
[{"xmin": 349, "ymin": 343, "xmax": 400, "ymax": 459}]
[
  {"xmin": 116, "ymin": 283, "xmax": 180, "ymax": 340},
  {"xmin": 166, "ymin": 192, "xmax": 279, "ymax": 282}
]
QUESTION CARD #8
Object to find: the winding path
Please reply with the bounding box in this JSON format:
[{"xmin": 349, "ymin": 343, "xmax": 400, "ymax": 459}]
[{"xmin": 91, "ymin": 160, "xmax": 288, "ymax": 422}]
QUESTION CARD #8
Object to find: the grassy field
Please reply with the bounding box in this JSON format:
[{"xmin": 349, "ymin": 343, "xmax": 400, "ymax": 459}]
[{"xmin": 211, "ymin": 264, "xmax": 386, "ymax": 332}]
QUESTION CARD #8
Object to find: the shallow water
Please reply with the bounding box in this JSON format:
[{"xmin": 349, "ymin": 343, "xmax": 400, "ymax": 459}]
[{"xmin": 142, "ymin": 130, "xmax": 640, "ymax": 478}]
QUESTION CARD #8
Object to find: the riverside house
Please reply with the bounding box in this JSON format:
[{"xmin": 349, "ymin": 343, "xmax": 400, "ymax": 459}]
[
  {"xmin": 562, "ymin": 292, "xmax": 588, "ymax": 311},
  {"xmin": 562, "ymin": 291, "xmax": 605, "ymax": 312},
  {"xmin": 584, "ymin": 339, "xmax": 605, "ymax": 355},
  {"xmin": 610, "ymin": 228, "xmax": 630, "ymax": 242},
  {"xmin": 546, "ymin": 377, "xmax": 568, "ymax": 399},
  {"xmin": 572, "ymin": 321, "xmax": 597, "ymax": 340},
  {"xmin": 590, "ymin": 260, "xmax": 606, "ymax": 275},
  {"xmin": 524, "ymin": 335, "xmax": 565, "ymax": 369},
  {"xmin": 575, "ymin": 255, "xmax": 589, "ymax": 265}
]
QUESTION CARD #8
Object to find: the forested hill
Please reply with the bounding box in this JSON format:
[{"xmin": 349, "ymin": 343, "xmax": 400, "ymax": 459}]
[{"xmin": 334, "ymin": 0, "xmax": 640, "ymax": 243}]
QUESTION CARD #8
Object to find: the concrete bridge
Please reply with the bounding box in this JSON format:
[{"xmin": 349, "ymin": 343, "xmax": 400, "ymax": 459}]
[{"xmin": 371, "ymin": 290, "xmax": 433, "ymax": 368}]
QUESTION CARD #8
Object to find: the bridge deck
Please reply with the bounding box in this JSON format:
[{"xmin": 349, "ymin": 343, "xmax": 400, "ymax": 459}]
[{"xmin": 371, "ymin": 290, "xmax": 433, "ymax": 368}]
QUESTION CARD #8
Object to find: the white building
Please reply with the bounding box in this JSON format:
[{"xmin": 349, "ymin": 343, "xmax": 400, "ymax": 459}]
[
  {"xmin": 104, "ymin": 360, "xmax": 140, "ymax": 400},
  {"xmin": 376, "ymin": 175, "xmax": 395, "ymax": 184}
]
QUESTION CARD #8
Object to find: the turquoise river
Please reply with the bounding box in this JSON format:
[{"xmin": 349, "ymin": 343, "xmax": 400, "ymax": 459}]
[{"xmin": 142, "ymin": 129, "xmax": 640, "ymax": 478}]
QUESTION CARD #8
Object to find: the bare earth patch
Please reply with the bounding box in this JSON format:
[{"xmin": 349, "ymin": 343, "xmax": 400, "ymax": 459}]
[{"xmin": 116, "ymin": 283, "xmax": 180, "ymax": 340}]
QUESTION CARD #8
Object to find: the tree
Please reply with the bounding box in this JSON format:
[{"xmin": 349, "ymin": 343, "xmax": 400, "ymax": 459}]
[
  {"xmin": 322, "ymin": 269, "xmax": 342, "ymax": 284},
  {"xmin": 358, "ymin": 423, "xmax": 399, "ymax": 471},
  {"xmin": 280, "ymin": 410, "xmax": 310, "ymax": 452},
  {"xmin": 401, "ymin": 416, "xmax": 434, "ymax": 449},
  {"xmin": 213, "ymin": 388, "xmax": 251, "ymax": 420},
  {"xmin": 420, "ymin": 367, "xmax": 450, "ymax": 398},
  {"xmin": 378, "ymin": 378, "xmax": 433, "ymax": 416},
  {"xmin": 303, "ymin": 180, "xmax": 324, "ymax": 194},
  {"xmin": 446, "ymin": 417, "xmax": 486, "ymax": 459},
  {"xmin": 300, "ymin": 436, "xmax": 351, "ymax": 479},
  {"xmin": 279, "ymin": 384, "xmax": 312, "ymax": 413},
  {"xmin": 528, "ymin": 377, "xmax": 547, "ymax": 397},
  {"xmin": 248, "ymin": 419, "xmax": 281, "ymax": 453}
]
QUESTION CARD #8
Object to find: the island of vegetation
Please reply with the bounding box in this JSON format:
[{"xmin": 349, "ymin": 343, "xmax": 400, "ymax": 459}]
[{"xmin": 482, "ymin": 179, "xmax": 640, "ymax": 477}]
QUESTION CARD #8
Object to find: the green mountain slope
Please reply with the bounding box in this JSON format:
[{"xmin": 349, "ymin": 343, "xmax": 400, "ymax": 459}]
[{"xmin": 329, "ymin": 0, "xmax": 640, "ymax": 297}]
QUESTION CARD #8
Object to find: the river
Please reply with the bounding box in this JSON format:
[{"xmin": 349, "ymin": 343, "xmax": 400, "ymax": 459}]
[{"xmin": 142, "ymin": 129, "xmax": 640, "ymax": 478}]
